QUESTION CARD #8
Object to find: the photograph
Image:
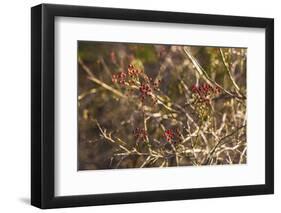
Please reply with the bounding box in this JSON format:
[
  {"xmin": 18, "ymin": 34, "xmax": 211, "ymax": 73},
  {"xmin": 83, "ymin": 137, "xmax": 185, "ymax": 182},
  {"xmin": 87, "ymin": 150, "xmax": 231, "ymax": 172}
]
[
  {"xmin": 30, "ymin": 2, "xmax": 274, "ymax": 209},
  {"xmin": 78, "ymin": 41, "xmax": 247, "ymax": 170}
]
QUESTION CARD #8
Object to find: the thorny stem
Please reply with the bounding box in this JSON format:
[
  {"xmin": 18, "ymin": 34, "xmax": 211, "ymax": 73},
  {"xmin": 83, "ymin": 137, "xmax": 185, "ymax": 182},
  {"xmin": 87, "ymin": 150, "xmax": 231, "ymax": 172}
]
[{"xmin": 204, "ymin": 125, "xmax": 246, "ymax": 165}]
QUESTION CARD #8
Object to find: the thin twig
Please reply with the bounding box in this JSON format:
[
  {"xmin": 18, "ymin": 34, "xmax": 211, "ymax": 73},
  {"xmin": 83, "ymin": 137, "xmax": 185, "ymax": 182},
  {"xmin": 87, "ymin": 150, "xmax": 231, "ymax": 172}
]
[
  {"xmin": 204, "ymin": 125, "xmax": 246, "ymax": 165},
  {"xmin": 219, "ymin": 48, "xmax": 245, "ymax": 99},
  {"xmin": 78, "ymin": 57, "xmax": 127, "ymax": 99}
]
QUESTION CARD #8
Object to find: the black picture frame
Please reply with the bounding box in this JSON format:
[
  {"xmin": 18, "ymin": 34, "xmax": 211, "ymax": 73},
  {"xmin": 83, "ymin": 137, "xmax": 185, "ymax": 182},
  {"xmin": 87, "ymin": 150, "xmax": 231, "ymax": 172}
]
[{"xmin": 31, "ymin": 3, "xmax": 274, "ymax": 209}]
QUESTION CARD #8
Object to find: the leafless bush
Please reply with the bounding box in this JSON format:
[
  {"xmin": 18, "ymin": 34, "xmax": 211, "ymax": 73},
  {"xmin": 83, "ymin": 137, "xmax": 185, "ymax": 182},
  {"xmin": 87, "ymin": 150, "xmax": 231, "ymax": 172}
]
[{"xmin": 78, "ymin": 43, "xmax": 246, "ymax": 170}]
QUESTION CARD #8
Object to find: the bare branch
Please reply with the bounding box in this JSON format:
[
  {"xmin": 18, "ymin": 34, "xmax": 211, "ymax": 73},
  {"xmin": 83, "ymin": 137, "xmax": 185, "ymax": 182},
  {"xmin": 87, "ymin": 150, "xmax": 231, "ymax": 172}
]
[
  {"xmin": 219, "ymin": 48, "xmax": 246, "ymax": 99},
  {"xmin": 78, "ymin": 57, "xmax": 127, "ymax": 99}
]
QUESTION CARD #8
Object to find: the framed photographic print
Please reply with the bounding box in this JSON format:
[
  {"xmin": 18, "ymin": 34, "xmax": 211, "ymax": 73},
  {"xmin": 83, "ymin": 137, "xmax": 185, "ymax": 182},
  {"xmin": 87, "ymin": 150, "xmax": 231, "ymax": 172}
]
[{"xmin": 31, "ymin": 3, "xmax": 274, "ymax": 209}]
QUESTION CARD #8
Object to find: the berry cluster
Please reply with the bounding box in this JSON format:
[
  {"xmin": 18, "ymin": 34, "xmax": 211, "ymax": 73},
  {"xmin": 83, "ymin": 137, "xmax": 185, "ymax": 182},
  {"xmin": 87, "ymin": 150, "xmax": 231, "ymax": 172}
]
[
  {"xmin": 163, "ymin": 128, "xmax": 181, "ymax": 144},
  {"xmin": 111, "ymin": 71, "xmax": 127, "ymax": 85},
  {"xmin": 139, "ymin": 78, "xmax": 161, "ymax": 104},
  {"xmin": 164, "ymin": 129, "xmax": 174, "ymax": 142},
  {"xmin": 133, "ymin": 127, "xmax": 148, "ymax": 142},
  {"xmin": 139, "ymin": 83, "xmax": 153, "ymax": 103},
  {"xmin": 133, "ymin": 126, "xmax": 182, "ymax": 146},
  {"xmin": 191, "ymin": 83, "xmax": 221, "ymax": 104},
  {"xmin": 190, "ymin": 83, "xmax": 221, "ymax": 121},
  {"xmin": 111, "ymin": 64, "xmax": 141, "ymax": 86},
  {"xmin": 127, "ymin": 64, "xmax": 141, "ymax": 78},
  {"xmin": 112, "ymin": 64, "xmax": 161, "ymax": 106}
]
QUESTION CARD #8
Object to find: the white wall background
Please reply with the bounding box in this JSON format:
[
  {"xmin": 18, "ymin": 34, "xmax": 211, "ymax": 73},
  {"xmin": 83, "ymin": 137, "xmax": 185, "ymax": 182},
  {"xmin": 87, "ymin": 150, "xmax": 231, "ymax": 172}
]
[{"xmin": 0, "ymin": 0, "xmax": 278, "ymax": 212}]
